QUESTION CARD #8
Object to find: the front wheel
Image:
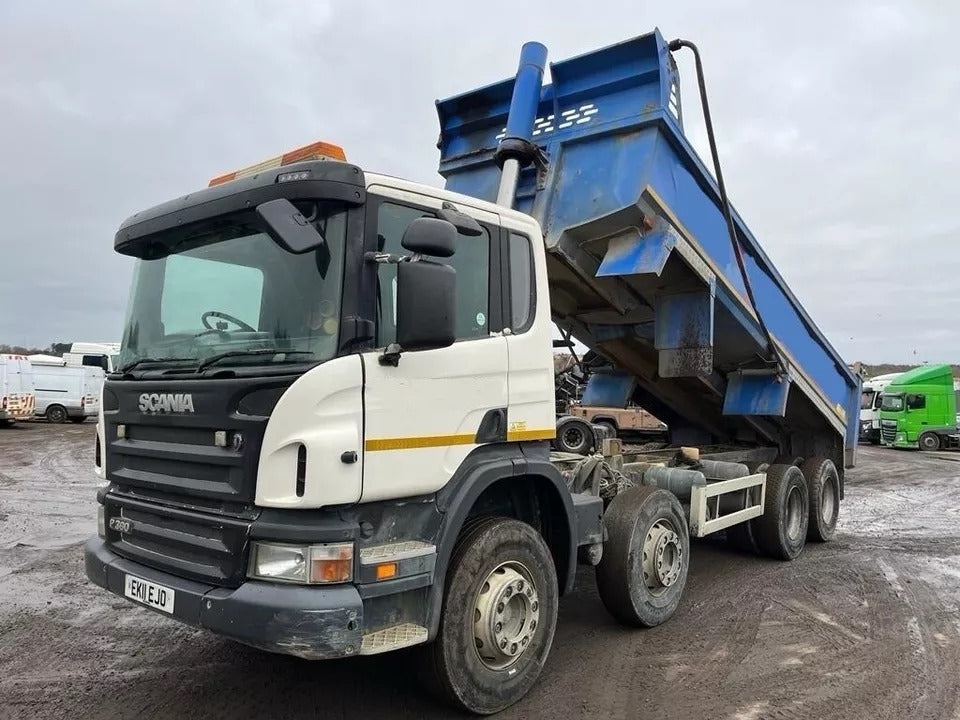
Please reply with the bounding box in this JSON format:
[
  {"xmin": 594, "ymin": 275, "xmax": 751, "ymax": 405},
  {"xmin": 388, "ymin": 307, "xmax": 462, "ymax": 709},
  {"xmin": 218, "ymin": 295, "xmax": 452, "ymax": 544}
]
[
  {"xmin": 918, "ymin": 432, "xmax": 941, "ymax": 451},
  {"xmin": 424, "ymin": 517, "xmax": 558, "ymax": 715},
  {"xmin": 596, "ymin": 486, "xmax": 689, "ymax": 627}
]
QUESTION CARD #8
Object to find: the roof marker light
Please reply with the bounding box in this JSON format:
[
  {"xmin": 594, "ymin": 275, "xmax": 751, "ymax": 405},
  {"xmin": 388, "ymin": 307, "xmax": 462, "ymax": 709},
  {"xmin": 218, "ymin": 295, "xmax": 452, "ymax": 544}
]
[{"xmin": 208, "ymin": 140, "xmax": 347, "ymax": 187}]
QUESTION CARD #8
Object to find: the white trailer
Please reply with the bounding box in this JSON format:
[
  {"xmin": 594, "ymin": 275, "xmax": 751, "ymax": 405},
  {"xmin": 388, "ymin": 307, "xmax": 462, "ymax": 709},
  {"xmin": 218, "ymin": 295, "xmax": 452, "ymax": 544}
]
[
  {"xmin": 28, "ymin": 356, "xmax": 102, "ymax": 423},
  {"xmin": 0, "ymin": 355, "xmax": 35, "ymax": 425}
]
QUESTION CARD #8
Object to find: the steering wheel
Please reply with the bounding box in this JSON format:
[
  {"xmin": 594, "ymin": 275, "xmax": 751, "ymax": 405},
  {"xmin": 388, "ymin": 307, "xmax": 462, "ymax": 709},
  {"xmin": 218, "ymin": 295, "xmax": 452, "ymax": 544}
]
[{"xmin": 201, "ymin": 311, "xmax": 256, "ymax": 333}]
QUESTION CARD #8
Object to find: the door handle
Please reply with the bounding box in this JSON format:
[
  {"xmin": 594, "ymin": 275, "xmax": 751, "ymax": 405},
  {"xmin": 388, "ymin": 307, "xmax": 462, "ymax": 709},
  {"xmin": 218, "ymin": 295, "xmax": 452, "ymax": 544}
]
[{"xmin": 340, "ymin": 450, "xmax": 358, "ymax": 464}]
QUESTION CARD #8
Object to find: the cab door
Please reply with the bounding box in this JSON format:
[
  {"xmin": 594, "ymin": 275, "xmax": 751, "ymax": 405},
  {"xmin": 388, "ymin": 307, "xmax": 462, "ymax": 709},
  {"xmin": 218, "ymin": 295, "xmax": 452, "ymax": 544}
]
[{"xmin": 360, "ymin": 186, "xmax": 508, "ymax": 502}]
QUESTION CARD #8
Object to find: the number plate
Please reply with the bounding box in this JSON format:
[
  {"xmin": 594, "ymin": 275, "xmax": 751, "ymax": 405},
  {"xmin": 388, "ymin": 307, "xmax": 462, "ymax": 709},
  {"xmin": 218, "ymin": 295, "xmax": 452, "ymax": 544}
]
[{"xmin": 124, "ymin": 575, "xmax": 175, "ymax": 614}]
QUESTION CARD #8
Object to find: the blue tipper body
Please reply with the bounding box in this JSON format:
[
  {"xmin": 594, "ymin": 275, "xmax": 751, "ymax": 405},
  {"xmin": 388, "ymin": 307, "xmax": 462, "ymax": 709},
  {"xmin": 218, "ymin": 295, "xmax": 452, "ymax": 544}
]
[{"xmin": 435, "ymin": 29, "xmax": 861, "ymax": 464}]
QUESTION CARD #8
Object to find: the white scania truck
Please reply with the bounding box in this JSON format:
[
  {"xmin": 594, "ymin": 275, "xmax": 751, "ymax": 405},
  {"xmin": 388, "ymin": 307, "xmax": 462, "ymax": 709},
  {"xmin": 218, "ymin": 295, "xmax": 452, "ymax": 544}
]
[{"xmin": 84, "ymin": 31, "xmax": 861, "ymax": 714}]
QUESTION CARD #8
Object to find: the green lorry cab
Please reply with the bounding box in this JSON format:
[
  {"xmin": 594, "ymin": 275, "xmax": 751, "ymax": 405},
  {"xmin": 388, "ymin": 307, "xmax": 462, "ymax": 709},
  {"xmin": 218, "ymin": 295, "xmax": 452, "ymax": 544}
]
[{"xmin": 880, "ymin": 364, "xmax": 959, "ymax": 451}]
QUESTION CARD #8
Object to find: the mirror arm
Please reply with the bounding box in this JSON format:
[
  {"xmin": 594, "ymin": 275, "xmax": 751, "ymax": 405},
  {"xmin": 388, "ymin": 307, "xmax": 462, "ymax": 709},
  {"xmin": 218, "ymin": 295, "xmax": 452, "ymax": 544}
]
[{"xmin": 379, "ymin": 343, "xmax": 402, "ymax": 367}]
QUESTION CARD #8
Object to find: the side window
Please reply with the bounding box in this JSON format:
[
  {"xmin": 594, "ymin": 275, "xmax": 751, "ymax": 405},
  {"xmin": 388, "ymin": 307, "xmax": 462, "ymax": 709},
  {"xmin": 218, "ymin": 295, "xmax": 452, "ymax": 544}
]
[
  {"xmin": 906, "ymin": 393, "xmax": 926, "ymax": 410},
  {"xmin": 375, "ymin": 201, "xmax": 490, "ymax": 347},
  {"xmin": 160, "ymin": 254, "xmax": 264, "ymax": 334},
  {"xmin": 508, "ymin": 232, "xmax": 535, "ymax": 331}
]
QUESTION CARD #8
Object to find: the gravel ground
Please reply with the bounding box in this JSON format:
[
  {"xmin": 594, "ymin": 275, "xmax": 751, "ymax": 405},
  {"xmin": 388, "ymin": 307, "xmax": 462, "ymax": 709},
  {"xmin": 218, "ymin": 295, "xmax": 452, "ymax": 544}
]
[{"xmin": 1, "ymin": 421, "xmax": 959, "ymax": 719}]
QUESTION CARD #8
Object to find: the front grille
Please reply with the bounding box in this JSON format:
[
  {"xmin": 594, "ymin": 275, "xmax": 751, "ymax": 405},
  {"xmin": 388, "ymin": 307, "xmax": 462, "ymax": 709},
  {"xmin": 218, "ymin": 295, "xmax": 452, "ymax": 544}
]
[
  {"xmin": 881, "ymin": 420, "xmax": 897, "ymax": 444},
  {"xmin": 101, "ymin": 375, "xmax": 296, "ymax": 586},
  {"xmin": 106, "ymin": 493, "xmax": 251, "ymax": 587}
]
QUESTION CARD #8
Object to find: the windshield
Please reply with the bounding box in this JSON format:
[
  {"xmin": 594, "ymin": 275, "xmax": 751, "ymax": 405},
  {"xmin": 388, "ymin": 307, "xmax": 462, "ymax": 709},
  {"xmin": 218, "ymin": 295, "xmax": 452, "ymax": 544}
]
[
  {"xmin": 860, "ymin": 391, "xmax": 876, "ymax": 410},
  {"xmin": 881, "ymin": 394, "xmax": 904, "ymax": 412},
  {"xmin": 119, "ymin": 202, "xmax": 347, "ymax": 373}
]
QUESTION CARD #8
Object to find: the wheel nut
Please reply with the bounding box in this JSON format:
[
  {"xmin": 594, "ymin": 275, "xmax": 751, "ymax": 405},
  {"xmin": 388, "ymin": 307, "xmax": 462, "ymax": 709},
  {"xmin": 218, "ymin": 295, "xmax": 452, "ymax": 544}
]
[
  {"xmin": 511, "ymin": 643, "xmax": 518, "ymax": 654},
  {"xmin": 517, "ymin": 580, "xmax": 524, "ymax": 591},
  {"xmin": 531, "ymin": 601, "xmax": 538, "ymax": 612},
  {"xmin": 505, "ymin": 587, "xmax": 513, "ymax": 598},
  {"xmin": 522, "ymin": 637, "xmax": 528, "ymax": 646},
  {"xmin": 495, "ymin": 622, "xmax": 502, "ymax": 633},
  {"xmin": 497, "ymin": 602, "xmax": 505, "ymax": 613},
  {"xmin": 500, "ymin": 639, "xmax": 507, "ymax": 649},
  {"xmin": 530, "ymin": 620, "xmax": 537, "ymax": 630}
]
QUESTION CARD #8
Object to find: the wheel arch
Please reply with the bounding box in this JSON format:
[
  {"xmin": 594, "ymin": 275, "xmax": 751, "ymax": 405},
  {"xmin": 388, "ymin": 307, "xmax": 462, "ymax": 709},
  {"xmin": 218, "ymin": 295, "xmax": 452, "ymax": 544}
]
[{"xmin": 427, "ymin": 443, "xmax": 577, "ymax": 638}]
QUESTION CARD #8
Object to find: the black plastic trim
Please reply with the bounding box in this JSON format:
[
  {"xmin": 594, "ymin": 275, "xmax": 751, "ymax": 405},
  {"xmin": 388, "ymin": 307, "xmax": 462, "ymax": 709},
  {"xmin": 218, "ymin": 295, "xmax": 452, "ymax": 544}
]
[{"xmin": 474, "ymin": 408, "xmax": 508, "ymax": 443}]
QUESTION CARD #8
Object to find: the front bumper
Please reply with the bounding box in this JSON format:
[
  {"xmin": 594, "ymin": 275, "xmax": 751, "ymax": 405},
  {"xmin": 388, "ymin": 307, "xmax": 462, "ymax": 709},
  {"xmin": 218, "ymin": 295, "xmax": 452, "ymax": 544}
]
[{"xmin": 84, "ymin": 538, "xmax": 364, "ymax": 659}]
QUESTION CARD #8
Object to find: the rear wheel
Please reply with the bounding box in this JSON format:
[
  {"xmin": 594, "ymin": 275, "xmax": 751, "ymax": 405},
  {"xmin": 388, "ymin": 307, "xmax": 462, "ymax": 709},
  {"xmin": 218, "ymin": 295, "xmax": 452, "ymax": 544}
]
[
  {"xmin": 755, "ymin": 464, "xmax": 808, "ymax": 560},
  {"xmin": 801, "ymin": 457, "xmax": 840, "ymax": 542},
  {"xmin": 918, "ymin": 432, "xmax": 941, "ymax": 451},
  {"xmin": 554, "ymin": 418, "xmax": 593, "ymax": 454},
  {"xmin": 596, "ymin": 486, "xmax": 689, "ymax": 627},
  {"xmin": 423, "ymin": 517, "xmax": 558, "ymax": 715},
  {"xmin": 45, "ymin": 405, "xmax": 67, "ymax": 424}
]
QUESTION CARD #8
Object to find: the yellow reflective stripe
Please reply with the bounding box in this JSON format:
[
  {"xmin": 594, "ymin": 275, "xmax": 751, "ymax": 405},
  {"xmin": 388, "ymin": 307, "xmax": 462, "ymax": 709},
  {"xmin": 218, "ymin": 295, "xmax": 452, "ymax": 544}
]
[
  {"xmin": 365, "ymin": 434, "xmax": 476, "ymax": 452},
  {"xmin": 507, "ymin": 428, "xmax": 556, "ymax": 441},
  {"xmin": 364, "ymin": 428, "xmax": 556, "ymax": 452}
]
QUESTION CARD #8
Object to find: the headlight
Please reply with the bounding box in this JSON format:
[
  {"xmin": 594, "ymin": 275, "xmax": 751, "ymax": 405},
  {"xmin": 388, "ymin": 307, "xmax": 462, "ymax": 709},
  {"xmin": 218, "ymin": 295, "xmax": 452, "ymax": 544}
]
[
  {"xmin": 97, "ymin": 505, "xmax": 106, "ymax": 538},
  {"xmin": 248, "ymin": 541, "xmax": 353, "ymax": 584}
]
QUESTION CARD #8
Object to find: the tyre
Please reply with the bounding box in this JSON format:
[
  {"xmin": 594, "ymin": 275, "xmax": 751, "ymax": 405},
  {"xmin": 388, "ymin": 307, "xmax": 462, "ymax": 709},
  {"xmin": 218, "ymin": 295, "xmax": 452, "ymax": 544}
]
[
  {"xmin": 554, "ymin": 418, "xmax": 593, "ymax": 454},
  {"xmin": 45, "ymin": 405, "xmax": 68, "ymax": 424},
  {"xmin": 423, "ymin": 517, "xmax": 558, "ymax": 715},
  {"xmin": 596, "ymin": 486, "xmax": 689, "ymax": 627},
  {"xmin": 755, "ymin": 464, "xmax": 808, "ymax": 560},
  {"xmin": 918, "ymin": 432, "xmax": 941, "ymax": 451},
  {"xmin": 69, "ymin": 416, "xmax": 87, "ymax": 424},
  {"xmin": 801, "ymin": 456, "xmax": 840, "ymax": 542}
]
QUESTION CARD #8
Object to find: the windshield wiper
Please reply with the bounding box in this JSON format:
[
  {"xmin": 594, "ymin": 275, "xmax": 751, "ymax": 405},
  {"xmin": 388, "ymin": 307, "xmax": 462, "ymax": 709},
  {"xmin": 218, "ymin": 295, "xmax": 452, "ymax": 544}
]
[
  {"xmin": 196, "ymin": 349, "xmax": 314, "ymax": 372},
  {"xmin": 118, "ymin": 357, "xmax": 195, "ymax": 374}
]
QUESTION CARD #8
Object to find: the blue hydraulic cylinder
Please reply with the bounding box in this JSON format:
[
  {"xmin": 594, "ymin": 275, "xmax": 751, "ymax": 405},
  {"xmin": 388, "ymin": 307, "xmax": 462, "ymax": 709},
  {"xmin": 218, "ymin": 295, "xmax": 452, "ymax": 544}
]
[{"xmin": 503, "ymin": 42, "xmax": 548, "ymax": 143}]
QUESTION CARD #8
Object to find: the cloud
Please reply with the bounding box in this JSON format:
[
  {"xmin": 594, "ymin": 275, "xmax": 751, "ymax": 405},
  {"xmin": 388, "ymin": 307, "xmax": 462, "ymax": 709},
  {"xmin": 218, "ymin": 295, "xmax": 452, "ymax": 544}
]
[{"xmin": 0, "ymin": 0, "xmax": 956, "ymax": 363}]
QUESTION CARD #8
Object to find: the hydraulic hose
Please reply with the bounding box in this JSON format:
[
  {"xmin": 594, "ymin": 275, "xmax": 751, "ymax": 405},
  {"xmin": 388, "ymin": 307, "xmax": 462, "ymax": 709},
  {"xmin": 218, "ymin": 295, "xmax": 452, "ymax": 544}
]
[{"xmin": 668, "ymin": 38, "xmax": 787, "ymax": 378}]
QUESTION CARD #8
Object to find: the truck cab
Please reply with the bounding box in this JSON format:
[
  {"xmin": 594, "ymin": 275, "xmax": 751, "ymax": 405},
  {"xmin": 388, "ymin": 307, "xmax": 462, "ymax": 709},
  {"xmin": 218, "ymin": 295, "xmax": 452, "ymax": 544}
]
[
  {"xmin": 880, "ymin": 364, "xmax": 958, "ymax": 450},
  {"xmin": 859, "ymin": 372, "xmax": 901, "ymax": 444}
]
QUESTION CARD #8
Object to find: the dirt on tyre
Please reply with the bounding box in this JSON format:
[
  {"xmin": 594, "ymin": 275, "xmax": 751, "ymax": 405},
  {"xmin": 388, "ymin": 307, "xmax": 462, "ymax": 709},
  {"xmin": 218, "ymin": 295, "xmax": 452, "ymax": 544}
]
[
  {"xmin": 423, "ymin": 517, "xmax": 558, "ymax": 715},
  {"xmin": 755, "ymin": 464, "xmax": 808, "ymax": 560},
  {"xmin": 918, "ymin": 432, "xmax": 941, "ymax": 451},
  {"xmin": 801, "ymin": 456, "xmax": 840, "ymax": 542},
  {"xmin": 596, "ymin": 486, "xmax": 689, "ymax": 627},
  {"xmin": 45, "ymin": 405, "xmax": 67, "ymax": 424}
]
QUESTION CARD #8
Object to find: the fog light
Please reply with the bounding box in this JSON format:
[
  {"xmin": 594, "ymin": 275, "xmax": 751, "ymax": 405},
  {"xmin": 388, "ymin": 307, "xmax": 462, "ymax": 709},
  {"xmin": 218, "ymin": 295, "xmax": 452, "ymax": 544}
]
[
  {"xmin": 97, "ymin": 505, "xmax": 106, "ymax": 538},
  {"xmin": 248, "ymin": 541, "xmax": 353, "ymax": 584}
]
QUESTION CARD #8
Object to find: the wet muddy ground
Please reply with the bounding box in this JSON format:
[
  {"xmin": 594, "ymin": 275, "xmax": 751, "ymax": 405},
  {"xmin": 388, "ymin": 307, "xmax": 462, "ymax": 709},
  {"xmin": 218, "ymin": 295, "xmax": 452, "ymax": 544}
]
[{"xmin": 1, "ymin": 422, "xmax": 959, "ymax": 719}]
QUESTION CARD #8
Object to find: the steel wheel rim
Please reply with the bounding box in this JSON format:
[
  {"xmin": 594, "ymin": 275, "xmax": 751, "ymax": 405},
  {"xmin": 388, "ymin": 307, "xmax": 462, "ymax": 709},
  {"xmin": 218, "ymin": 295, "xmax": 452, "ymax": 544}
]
[
  {"xmin": 785, "ymin": 485, "xmax": 803, "ymax": 540},
  {"xmin": 473, "ymin": 561, "xmax": 539, "ymax": 670},
  {"xmin": 641, "ymin": 519, "xmax": 683, "ymax": 597},
  {"xmin": 563, "ymin": 426, "xmax": 585, "ymax": 450},
  {"xmin": 820, "ymin": 477, "xmax": 836, "ymax": 525}
]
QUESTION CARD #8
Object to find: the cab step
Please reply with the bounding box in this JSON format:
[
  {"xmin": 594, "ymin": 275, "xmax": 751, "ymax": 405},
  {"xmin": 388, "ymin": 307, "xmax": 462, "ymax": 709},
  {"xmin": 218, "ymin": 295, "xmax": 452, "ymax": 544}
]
[{"xmin": 360, "ymin": 623, "xmax": 429, "ymax": 655}]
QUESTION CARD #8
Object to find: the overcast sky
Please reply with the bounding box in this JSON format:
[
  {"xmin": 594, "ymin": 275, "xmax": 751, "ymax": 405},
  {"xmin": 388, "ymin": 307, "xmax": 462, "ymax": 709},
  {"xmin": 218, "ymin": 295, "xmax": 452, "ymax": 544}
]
[{"xmin": 1, "ymin": 0, "xmax": 956, "ymax": 363}]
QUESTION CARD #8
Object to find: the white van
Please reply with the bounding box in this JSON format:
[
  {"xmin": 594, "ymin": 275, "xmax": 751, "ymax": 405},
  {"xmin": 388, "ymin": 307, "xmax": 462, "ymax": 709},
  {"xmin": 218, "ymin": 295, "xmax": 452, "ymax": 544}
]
[
  {"xmin": 0, "ymin": 355, "xmax": 36, "ymax": 425},
  {"xmin": 28, "ymin": 356, "xmax": 102, "ymax": 423}
]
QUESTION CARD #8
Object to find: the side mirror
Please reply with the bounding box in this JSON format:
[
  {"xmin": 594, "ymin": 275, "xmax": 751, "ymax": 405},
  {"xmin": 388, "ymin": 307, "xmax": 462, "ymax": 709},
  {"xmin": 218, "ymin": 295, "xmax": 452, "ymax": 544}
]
[
  {"xmin": 401, "ymin": 217, "xmax": 456, "ymax": 257},
  {"xmin": 256, "ymin": 198, "xmax": 327, "ymax": 254},
  {"xmin": 393, "ymin": 260, "xmax": 456, "ymax": 354}
]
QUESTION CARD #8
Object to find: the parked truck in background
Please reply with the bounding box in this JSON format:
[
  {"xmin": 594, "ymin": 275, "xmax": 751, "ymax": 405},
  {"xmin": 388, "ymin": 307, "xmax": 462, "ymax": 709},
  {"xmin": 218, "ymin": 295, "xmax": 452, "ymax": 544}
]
[
  {"xmin": 880, "ymin": 364, "xmax": 958, "ymax": 450},
  {"xmin": 65, "ymin": 342, "xmax": 120, "ymax": 373},
  {"xmin": 28, "ymin": 355, "xmax": 102, "ymax": 423},
  {"xmin": 859, "ymin": 372, "xmax": 901, "ymax": 444},
  {"xmin": 0, "ymin": 355, "xmax": 35, "ymax": 426},
  {"xmin": 83, "ymin": 31, "xmax": 861, "ymax": 714}
]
